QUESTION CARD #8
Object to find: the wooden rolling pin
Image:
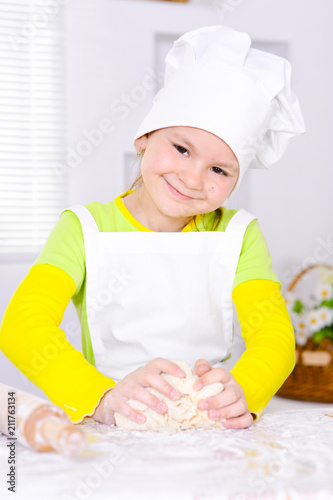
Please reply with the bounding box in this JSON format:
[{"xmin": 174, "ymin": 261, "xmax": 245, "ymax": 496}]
[{"xmin": 0, "ymin": 383, "xmax": 86, "ymax": 456}]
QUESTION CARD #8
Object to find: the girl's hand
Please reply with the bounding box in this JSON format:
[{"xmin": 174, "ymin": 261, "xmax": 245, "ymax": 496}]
[
  {"xmin": 193, "ymin": 358, "xmax": 253, "ymax": 429},
  {"xmin": 92, "ymin": 358, "xmax": 186, "ymax": 426}
]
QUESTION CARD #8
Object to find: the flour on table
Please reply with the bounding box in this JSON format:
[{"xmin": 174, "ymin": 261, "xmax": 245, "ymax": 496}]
[{"xmin": 114, "ymin": 361, "xmax": 224, "ymax": 433}]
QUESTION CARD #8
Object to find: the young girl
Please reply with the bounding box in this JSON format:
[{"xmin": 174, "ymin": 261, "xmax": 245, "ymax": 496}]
[{"xmin": 0, "ymin": 25, "xmax": 305, "ymax": 430}]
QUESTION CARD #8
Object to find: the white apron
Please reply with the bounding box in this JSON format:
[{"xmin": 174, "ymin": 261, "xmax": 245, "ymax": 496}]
[{"xmin": 67, "ymin": 205, "xmax": 255, "ymax": 382}]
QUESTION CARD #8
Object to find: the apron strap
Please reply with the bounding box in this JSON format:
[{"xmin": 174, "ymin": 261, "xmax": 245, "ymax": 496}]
[
  {"xmin": 63, "ymin": 205, "xmax": 100, "ymax": 235},
  {"xmin": 218, "ymin": 209, "xmax": 257, "ymax": 342},
  {"xmin": 225, "ymin": 209, "xmax": 256, "ymax": 235}
]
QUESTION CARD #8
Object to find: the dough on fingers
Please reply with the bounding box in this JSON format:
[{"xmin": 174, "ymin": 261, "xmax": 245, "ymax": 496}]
[{"xmin": 114, "ymin": 361, "xmax": 224, "ymax": 433}]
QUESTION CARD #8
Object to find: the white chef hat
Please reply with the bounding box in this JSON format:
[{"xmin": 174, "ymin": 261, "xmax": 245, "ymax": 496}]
[{"xmin": 133, "ymin": 25, "xmax": 306, "ymax": 192}]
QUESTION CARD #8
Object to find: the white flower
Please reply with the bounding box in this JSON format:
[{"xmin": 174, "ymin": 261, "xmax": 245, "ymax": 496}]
[
  {"xmin": 315, "ymin": 283, "xmax": 333, "ymax": 303},
  {"xmin": 295, "ymin": 330, "xmax": 308, "ymax": 346},
  {"xmin": 290, "ymin": 313, "xmax": 311, "ymax": 345},
  {"xmin": 294, "ymin": 315, "xmax": 310, "ymax": 337},
  {"xmin": 306, "ymin": 309, "xmax": 324, "ymax": 334},
  {"xmin": 317, "ymin": 307, "xmax": 333, "ymax": 328}
]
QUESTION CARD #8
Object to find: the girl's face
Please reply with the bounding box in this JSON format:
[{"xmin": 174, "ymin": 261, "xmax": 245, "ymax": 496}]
[{"xmin": 135, "ymin": 126, "xmax": 239, "ymax": 221}]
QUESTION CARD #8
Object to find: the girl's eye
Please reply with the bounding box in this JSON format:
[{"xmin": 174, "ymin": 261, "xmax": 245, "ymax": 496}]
[
  {"xmin": 211, "ymin": 166, "xmax": 227, "ymax": 176},
  {"xmin": 174, "ymin": 144, "xmax": 189, "ymax": 156}
]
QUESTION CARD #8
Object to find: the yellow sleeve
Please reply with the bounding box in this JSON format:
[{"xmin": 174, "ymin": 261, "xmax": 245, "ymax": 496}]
[
  {"xmin": 230, "ymin": 279, "xmax": 295, "ymax": 418},
  {"xmin": 0, "ymin": 263, "xmax": 116, "ymax": 423}
]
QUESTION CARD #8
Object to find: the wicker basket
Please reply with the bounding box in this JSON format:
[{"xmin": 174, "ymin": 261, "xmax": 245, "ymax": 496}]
[{"xmin": 277, "ymin": 263, "xmax": 333, "ymax": 403}]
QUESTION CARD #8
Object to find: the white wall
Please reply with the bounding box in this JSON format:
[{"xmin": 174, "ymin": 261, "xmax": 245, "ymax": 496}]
[{"xmin": 1, "ymin": 0, "xmax": 332, "ymax": 395}]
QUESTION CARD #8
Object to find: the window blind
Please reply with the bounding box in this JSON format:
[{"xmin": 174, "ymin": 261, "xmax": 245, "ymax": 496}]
[{"xmin": 0, "ymin": 1, "xmax": 67, "ymax": 255}]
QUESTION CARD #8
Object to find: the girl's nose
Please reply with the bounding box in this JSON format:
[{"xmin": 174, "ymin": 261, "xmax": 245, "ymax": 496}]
[{"xmin": 178, "ymin": 164, "xmax": 204, "ymax": 190}]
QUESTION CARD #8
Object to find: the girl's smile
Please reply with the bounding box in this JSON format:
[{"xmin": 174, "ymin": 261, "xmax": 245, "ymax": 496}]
[
  {"xmin": 124, "ymin": 126, "xmax": 239, "ymax": 232},
  {"xmin": 163, "ymin": 176, "xmax": 198, "ymax": 201}
]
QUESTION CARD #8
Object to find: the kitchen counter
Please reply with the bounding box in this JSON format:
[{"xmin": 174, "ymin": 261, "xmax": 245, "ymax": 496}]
[
  {"xmin": 1, "ymin": 396, "xmax": 333, "ymax": 500},
  {"xmin": 265, "ymin": 395, "xmax": 333, "ymax": 413}
]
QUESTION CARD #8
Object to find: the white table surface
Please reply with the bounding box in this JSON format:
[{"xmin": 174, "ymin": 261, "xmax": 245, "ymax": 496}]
[
  {"xmin": 1, "ymin": 396, "xmax": 333, "ymax": 500},
  {"xmin": 265, "ymin": 395, "xmax": 333, "ymax": 413}
]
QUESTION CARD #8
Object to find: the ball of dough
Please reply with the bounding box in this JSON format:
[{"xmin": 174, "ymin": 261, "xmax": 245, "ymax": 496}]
[{"xmin": 114, "ymin": 361, "xmax": 224, "ymax": 433}]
